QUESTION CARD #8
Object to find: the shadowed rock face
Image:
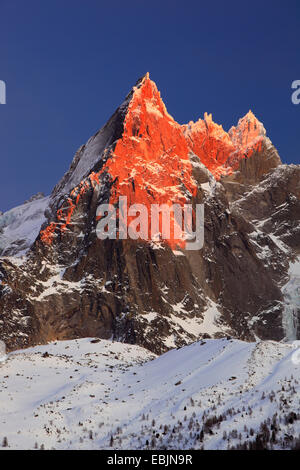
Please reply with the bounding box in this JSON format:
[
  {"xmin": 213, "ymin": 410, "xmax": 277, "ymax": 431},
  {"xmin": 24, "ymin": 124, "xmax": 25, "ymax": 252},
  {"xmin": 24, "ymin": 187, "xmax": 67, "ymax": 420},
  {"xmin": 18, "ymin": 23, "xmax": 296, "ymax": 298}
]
[{"xmin": 0, "ymin": 74, "xmax": 299, "ymax": 353}]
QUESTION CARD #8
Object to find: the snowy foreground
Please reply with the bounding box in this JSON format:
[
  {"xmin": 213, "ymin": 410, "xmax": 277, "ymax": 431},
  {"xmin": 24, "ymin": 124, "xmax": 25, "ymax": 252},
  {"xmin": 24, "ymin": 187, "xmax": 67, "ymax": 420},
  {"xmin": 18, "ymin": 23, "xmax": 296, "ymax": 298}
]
[{"xmin": 0, "ymin": 338, "xmax": 299, "ymax": 450}]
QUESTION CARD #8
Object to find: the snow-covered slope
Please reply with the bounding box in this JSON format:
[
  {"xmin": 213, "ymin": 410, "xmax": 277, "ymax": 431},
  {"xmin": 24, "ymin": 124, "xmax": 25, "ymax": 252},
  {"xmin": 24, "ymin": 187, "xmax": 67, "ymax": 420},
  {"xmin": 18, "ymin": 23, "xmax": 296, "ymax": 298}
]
[
  {"xmin": 0, "ymin": 195, "xmax": 49, "ymax": 257},
  {"xmin": 0, "ymin": 338, "xmax": 299, "ymax": 450}
]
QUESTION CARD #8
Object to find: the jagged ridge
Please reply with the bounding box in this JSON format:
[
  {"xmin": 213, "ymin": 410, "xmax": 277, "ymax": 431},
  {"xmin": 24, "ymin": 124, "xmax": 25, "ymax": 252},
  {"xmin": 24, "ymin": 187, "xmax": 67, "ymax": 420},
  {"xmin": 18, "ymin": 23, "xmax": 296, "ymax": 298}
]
[{"xmin": 40, "ymin": 73, "xmax": 280, "ymax": 249}]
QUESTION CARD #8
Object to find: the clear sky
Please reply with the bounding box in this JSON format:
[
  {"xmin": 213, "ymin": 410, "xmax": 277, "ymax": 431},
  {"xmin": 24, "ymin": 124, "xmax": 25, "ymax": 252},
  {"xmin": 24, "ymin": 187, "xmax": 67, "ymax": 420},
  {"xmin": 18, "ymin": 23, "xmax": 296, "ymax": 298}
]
[{"xmin": 0, "ymin": 0, "xmax": 299, "ymax": 211}]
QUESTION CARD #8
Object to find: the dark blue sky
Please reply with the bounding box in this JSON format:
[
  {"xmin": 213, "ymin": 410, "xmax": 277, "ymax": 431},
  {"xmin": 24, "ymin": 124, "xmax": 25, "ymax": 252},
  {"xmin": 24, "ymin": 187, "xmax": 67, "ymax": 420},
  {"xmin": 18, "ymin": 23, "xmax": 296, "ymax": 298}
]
[{"xmin": 0, "ymin": 0, "xmax": 299, "ymax": 211}]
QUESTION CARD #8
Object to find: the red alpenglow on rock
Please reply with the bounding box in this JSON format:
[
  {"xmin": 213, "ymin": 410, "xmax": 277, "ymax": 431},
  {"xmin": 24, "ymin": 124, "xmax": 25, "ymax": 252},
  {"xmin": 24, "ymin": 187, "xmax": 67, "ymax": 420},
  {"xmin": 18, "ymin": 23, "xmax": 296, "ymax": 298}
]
[{"xmin": 40, "ymin": 73, "xmax": 268, "ymax": 248}]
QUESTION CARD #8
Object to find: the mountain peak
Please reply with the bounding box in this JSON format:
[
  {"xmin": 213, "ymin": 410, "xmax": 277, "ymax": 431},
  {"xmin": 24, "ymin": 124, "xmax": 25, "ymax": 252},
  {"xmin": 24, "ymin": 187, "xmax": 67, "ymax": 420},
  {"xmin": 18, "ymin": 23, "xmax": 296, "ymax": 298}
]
[
  {"xmin": 143, "ymin": 71, "xmax": 150, "ymax": 81},
  {"xmin": 52, "ymin": 75, "xmax": 275, "ymax": 203},
  {"xmin": 245, "ymin": 109, "xmax": 256, "ymax": 119},
  {"xmin": 131, "ymin": 72, "xmax": 150, "ymax": 89},
  {"xmin": 228, "ymin": 110, "xmax": 266, "ymax": 158},
  {"xmin": 231, "ymin": 109, "xmax": 265, "ymax": 133},
  {"xmin": 44, "ymin": 75, "xmax": 281, "ymax": 246},
  {"xmin": 129, "ymin": 72, "xmax": 172, "ymax": 124},
  {"xmin": 1, "ymin": 76, "xmax": 297, "ymax": 365}
]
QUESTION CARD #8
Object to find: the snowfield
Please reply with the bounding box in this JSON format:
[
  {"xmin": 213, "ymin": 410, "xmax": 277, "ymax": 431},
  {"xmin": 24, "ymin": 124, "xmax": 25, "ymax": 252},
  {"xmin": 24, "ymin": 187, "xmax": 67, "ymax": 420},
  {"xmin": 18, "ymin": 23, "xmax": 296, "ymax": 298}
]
[
  {"xmin": 0, "ymin": 338, "xmax": 299, "ymax": 450},
  {"xmin": 0, "ymin": 195, "xmax": 49, "ymax": 257}
]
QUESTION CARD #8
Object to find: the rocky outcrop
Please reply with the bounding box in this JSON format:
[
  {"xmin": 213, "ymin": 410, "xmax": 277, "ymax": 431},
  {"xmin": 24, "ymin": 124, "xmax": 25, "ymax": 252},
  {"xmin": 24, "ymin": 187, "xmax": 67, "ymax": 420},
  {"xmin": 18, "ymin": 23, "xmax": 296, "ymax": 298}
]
[{"xmin": 0, "ymin": 74, "xmax": 299, "ymax": 353}]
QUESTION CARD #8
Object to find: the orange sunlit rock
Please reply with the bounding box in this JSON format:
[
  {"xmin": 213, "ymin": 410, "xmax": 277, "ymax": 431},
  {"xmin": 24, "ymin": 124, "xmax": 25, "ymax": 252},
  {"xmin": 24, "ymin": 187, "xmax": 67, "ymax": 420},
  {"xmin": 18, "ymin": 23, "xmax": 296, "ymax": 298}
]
[
  {"xmin": 40, "ymin": 222, "xmax": 57, "ymax": 245},
  {"xmin": 104, "ymin": 74, "xmax": 197, "ymax": 248},
  {"xmin": 183, "ymin": 112, "xmax": 235, "ymax": 178},
  {"xmin": 40, "ymin": 75, "xmax": 266, "ymax": 248},
  {"xmin": 183, "ymin": 110, "xmax": 265, "ymax": 178},
  {"xmin": 226, "ymin": 110, "xmax": 265, "ymax": 169}
]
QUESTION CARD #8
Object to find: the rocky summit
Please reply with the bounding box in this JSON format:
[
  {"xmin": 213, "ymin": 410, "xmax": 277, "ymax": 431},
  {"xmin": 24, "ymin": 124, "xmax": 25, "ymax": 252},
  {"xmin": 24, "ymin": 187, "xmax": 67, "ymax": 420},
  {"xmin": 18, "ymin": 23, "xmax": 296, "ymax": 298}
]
[{"xmin": 0, "ymin": 74, "xmax": 299, "ymax": 354}]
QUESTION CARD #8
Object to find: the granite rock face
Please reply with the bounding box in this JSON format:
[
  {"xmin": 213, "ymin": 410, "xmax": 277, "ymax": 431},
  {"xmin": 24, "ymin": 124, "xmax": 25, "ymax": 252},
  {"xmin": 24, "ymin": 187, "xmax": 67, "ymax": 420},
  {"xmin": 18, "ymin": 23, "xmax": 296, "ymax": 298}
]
[{"xmin": 0, "ymin": 74, "xmax": 299, "ymax": 353}]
